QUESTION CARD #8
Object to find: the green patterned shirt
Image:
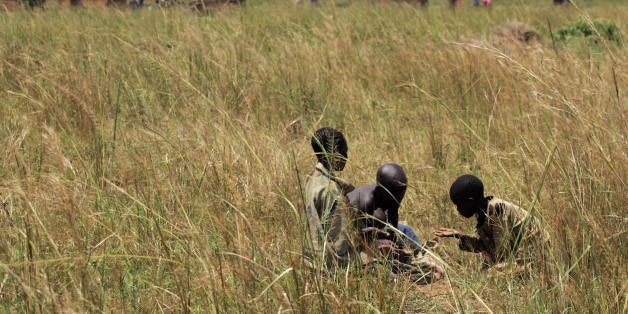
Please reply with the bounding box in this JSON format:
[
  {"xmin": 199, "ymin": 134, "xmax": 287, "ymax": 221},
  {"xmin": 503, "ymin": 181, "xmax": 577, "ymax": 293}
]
[
  {"xmin": 459, "ymin": 197, "xmax": 549, "ymax": 267},
  {"xmin": 304, "ymin": 163, "xmax": 356, "ymax": 269}
]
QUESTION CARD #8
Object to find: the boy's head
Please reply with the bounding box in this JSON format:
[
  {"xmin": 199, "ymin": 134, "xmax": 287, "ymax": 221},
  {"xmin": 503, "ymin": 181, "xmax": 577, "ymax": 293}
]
[
  {"xmin": 449, "ymin": 174, "xmax": 484, "ymax": 218},
  {"xmin": 311, "ymin": 127, "xmax": 348, "ymax": 172},
  {"xmin": 375, "ymin": 163, "xmax": 407, "ymax": 208}
]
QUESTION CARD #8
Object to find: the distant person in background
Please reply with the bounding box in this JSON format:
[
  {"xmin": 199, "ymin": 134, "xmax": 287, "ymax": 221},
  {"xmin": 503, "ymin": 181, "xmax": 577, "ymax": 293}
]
[
  {"xmin": 27, "ymin": 0, "xmax": 45, "ymax": 9},
  {"xmin": 434, "ymin": 174, "xmax": 549, "ymax": 271},
  {"xmin": 450, "ymin": 0, "xmax": 461, "ymax": 6},
  {"xmin": 474, "ymin": 0, "xmax": 491, "ymax": 6},
  {"xmin": 348, "ymin": 163, "xmax": 444, "ymax": 283},
  {"xmin": 304, "ymin": 127, "xmax": 357, "ymax": 271},
  {"xmin": 553, "ymin": 0, "xmax": 570, "ymax": 4}
]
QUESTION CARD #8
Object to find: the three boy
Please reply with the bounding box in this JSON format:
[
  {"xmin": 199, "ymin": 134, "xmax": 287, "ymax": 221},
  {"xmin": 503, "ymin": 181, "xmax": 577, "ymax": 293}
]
[
  {"xmin": 304, "ymin": 127, "xmax": 443, "ymax": 282},
  {"xmin": 304, "ymin": 127, "xmax": 548, "ymax": 277}
]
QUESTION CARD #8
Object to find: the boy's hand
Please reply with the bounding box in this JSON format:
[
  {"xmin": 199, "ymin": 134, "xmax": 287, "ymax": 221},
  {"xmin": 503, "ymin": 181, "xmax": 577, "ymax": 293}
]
[
  {"xmin": 375, "ymin": 239, "xmax": 396, "ymax": 252},
  {"xmin": 361, "ymin": 227, "xmax": 390, "ymax": 239},
  {"xmin": 375, "ymin": 239, "xmax": 408, "ymax": 258},
  {"xmin": 433, "ymin": 228, "xmax": 461, "ymax": 239}
]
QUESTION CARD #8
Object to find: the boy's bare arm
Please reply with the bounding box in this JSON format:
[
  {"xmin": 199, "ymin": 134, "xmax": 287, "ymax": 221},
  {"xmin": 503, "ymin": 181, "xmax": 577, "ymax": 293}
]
[
  {"xmin": 433, "ymin": 228, "xmax": 483, "ymax": 252},
  {"xmin": 433, "ymin": 228, "xmax": 461, "ymax": 238}
]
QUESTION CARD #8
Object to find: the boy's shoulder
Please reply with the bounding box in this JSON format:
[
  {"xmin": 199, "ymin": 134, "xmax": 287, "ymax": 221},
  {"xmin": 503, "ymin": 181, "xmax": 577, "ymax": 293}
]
[
  {"xmin": 347, "ymin": 184, "xmax": 376, "ymax": 199},
  {"xmin": 487, "ymin": 197, "xmax": 527, "ymax": 218},
  {"xmin": 308, "ymin": 163, "xmax": 331, "ymax": 179},
  {"xmin": 487, "ymin": 197, "xmax": 547, "ymax": 230},
  {"xmin": 346, "ymin": 184, "xmax": 376, "ymax": 209},
  {"xmin": 306, "ymin": 164, "xmax": 339, "ymax": 189}
]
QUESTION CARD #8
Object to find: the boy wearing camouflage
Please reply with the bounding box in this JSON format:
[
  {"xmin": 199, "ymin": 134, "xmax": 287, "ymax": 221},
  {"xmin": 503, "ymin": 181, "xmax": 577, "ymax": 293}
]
[
  {"xmin": 304, "ymin": 127, "xmax": 357, "ymax": 270},
  {"xmin": 434, "ymin": 174, "xmax": 549, "ymax": 270}
]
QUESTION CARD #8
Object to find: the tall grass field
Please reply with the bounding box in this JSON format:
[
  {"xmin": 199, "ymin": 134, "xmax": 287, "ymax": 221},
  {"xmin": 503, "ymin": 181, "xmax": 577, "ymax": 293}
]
[{"xmin": 0, "ymin": 0, "xmax": 625, "ymax": 312}]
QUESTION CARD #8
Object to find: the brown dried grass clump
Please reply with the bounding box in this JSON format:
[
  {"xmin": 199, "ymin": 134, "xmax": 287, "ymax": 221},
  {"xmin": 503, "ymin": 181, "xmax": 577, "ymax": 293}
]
[
  {"xmin": 493, "ymin": 20, "xmax": 541, "ymax": 44},
  {"xmin": 0, "ymin": 0, "xmax": 22, "ymax": 10}
]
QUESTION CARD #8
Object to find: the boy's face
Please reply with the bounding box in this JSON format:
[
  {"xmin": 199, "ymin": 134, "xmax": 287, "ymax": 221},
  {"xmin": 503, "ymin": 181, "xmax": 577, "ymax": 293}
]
[
  {"xmin": 454, "ymin": 197, "xmax": 480, "ymax": 218},
  {"xmin": 374, "ymin": 185, "xmax": 406, "ymax": 209}
]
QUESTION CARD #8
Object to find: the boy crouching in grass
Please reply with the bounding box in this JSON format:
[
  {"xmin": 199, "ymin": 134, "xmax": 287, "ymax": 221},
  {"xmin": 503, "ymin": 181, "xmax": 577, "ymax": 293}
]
[
  {"xmin": 348, "ymin": 163, "xmax": 444, "ymax": 283},
  {"xmin": 434, "ymin": 174, "xmax": 549, "ymax": 272}
]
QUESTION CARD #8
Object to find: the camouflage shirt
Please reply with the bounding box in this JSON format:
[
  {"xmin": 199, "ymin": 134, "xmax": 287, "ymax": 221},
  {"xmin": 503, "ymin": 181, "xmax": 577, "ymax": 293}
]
[
  {"xmin": 304, "ymin": 163, "xmax": 357, "ymax": 269},
  {"xmin": 459, "ymin": 197, "xmax": 549, "ymax": 267}
]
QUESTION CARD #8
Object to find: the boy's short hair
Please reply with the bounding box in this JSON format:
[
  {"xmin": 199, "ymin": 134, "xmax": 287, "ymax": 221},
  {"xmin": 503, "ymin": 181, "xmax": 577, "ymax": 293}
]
[
  {"xmin": 311, "ymin": 127, "xmax": 348, "ymax": 166},
  {"xmin": 449, "ymin": 174, "xmax": 484, "ymax": 203},
  {"xmin": 376, "ymin": 163, "xmax": 407, "ymax": 192}
]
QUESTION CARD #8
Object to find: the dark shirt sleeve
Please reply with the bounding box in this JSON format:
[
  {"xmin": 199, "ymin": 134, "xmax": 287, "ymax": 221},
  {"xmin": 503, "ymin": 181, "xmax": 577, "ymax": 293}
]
[{"xmin": 458, "ymin": 234, "xmax": 483, "ymax": 253}]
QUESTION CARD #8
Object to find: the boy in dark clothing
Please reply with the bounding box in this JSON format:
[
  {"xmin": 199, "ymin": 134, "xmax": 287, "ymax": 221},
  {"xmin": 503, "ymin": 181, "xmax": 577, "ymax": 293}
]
[
  {"xmin": 347, "ymin": 163, "xmax": 422, "ymax": 252},
  {"xmin": 434, "ymin": 174, "xmax": 549, "ymax": 270},
  {"xmin": 348, "ymin": 163, "xmax": 443, "ymax": 283}
]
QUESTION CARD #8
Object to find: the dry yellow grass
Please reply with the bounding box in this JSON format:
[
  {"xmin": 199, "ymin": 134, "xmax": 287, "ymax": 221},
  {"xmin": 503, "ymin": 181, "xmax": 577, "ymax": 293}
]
[{"xmin": 0, "ymin": 0, "xmax": 625, "ymax": 312}]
